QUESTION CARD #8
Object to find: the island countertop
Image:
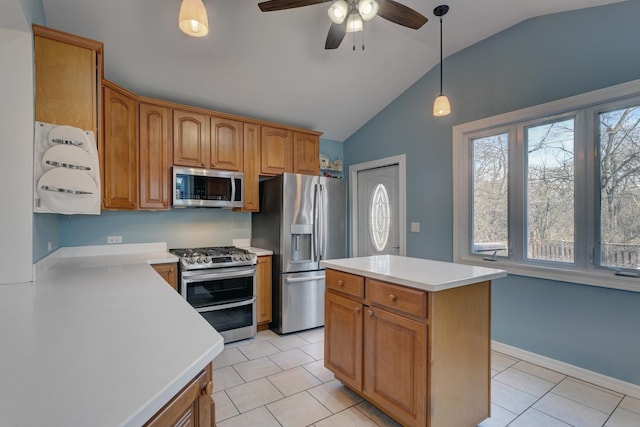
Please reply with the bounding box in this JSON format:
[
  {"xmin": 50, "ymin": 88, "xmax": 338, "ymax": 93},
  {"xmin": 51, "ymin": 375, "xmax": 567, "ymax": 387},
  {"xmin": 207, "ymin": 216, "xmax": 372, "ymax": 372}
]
[
  {"xmin": 0, "ymin": 247, "xmax": 224, "ymax": 427},
  {"xmin": 321, "ymin": 255, "xmax": 506, "ymax": 292}
]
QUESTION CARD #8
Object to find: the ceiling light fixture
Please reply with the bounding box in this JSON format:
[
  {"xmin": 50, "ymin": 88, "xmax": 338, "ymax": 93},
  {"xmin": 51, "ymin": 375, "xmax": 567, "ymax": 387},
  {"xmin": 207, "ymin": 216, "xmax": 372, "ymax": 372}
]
[
  {"xmin": 346, "ymin": 12, "xmax": 364, "ymax": 33},
  {"xmin": 179, "ymin": 0, "xmax": 209, "ymax": 37},
  {"xmin": 357, "ymin": 0, "xmax": 379, "ymax": 21},
  {"xmin": 328, "ymin": 0, "xmax": 349, "ymax": 24},
  {"xmin": 433, "ymin": 4, "xmax": 451, "ymax": 117}
]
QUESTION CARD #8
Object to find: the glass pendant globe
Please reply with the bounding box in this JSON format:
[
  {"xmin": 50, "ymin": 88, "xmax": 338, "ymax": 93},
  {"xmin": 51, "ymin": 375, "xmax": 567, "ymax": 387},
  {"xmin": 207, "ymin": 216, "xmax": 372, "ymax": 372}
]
[
  {"xmin": 433, "ymin": 95, "xmax": 451, "ymax": 117},
  {"xmin": 179, "ymin": 0, "xmax": 209, "ymax": 37},
  {"xmin": 346, "ymin": 13, "xmax": 363, "ymax": 33},
  {"xmin": 328, "ymin": 0, "xmax": 348, "ymax": 24},
  {"xmin": 358, "ymin": 0, "xmax": 379, "ymax": 21}
]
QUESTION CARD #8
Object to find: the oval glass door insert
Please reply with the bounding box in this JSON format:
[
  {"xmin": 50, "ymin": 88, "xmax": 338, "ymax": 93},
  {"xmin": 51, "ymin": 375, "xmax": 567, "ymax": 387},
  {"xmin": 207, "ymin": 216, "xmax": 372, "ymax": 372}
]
[{"xmin": 370, "ymin": 183, "xmax": 391, "ymax": 251}]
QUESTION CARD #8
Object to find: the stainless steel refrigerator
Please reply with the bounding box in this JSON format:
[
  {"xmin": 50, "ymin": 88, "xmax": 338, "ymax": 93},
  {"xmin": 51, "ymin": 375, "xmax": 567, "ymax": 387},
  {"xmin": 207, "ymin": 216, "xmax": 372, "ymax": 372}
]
[{"xmin": 252, "ymin": 173, "xmax": 346, "ymax": 334}]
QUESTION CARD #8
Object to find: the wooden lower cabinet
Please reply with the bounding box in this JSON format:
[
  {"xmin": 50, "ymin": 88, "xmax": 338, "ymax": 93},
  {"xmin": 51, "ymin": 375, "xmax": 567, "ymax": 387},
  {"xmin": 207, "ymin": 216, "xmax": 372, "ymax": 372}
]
[
  {"xmin": 257, "ymin": 255, "xmax": 272, "ymax": 328},
  {"xmin": 144, "ymin": 364, "xmax": 214, "ymax": 427},
  {"xmin": 152, "ymin": 263, "xmax": 178, "ymax": 291},
  {"xmin": 324, "ymin": 269, "xmax": 491, "ymax": 427}
]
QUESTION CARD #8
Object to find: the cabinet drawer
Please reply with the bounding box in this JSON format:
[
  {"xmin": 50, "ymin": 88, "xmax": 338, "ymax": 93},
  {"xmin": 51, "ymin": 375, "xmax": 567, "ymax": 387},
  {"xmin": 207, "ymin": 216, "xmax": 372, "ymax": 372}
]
[
  {"xmin": 326, "ymin": 269, "xmax": 364, "ymax": 298},
  {"xmin": 366, "ymin": 279, "xmax": 428, "ymax": 319}
]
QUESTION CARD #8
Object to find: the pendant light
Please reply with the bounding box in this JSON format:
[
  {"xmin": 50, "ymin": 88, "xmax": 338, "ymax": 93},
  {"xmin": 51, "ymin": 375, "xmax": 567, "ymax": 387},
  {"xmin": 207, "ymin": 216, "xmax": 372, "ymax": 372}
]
[
  {"xmin": 179, "ymin": 0, "xmax": 209, "ymax": 37},
  {"xmin": 432, "ymin": 5, "xmax": 451, "ymax": 117}
]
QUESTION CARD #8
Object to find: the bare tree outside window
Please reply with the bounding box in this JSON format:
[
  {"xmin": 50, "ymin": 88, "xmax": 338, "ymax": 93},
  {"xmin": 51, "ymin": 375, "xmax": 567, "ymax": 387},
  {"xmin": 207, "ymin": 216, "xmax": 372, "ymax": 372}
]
[
  {"xmin": 599, "ymin": 106, "xmax": 640, "ymax": 269},
  {"xmin": 472, "ymin": 133, "xmax": 509, "ymax": 256},
  {"xmin": 526, "ymin": 119, "xmax": 575, "ymax": 262}
]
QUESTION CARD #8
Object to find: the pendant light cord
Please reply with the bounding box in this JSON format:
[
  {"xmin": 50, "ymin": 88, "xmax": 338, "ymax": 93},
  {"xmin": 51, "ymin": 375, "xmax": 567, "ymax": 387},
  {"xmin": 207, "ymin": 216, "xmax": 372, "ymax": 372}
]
[{"xmin": 439, "ymin": 16, "xmax": 443, "ymax": 96}]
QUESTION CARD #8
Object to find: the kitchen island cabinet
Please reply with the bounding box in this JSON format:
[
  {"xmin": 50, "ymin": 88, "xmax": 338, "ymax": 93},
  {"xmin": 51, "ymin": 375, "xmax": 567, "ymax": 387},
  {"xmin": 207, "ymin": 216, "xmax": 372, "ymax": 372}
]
[{"xmin": 322, "ymin": 255, "xmax": 506, "ymax": 427}]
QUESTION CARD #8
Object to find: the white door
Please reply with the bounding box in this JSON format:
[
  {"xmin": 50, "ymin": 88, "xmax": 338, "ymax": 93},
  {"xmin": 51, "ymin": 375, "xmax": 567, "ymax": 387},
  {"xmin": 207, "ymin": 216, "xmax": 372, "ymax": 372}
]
[{"xmin": 356, "ymin": 164, "xmax": 401, "ymax": 256}]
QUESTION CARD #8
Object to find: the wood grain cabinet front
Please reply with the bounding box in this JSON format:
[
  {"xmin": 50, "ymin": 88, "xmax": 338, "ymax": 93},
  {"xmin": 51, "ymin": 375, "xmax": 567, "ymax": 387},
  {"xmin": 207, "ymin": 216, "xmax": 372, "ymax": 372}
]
[
  {"xmin": 144, "ymin": 364, "xmax": 214, "ymax": 427},
  {"xmin": 139, "ymin": 102, "xmax": 171, "ymax": 210},
  {"xmin": 324, "ymin": 269, "xmax": 491, "ymax": 427},
  {"xmin": 102, "ymin": 81, "xmax": 138, "ymax": 210},
  {"xmin": 152, "ymin": 263, "xmax": 178, "ymax": 291},
  {"xmin": 236, "ymin": 123, "xmax": 261, "ymax": 212},
  {"xmin": 173, "ymin": 109, "xmax": 209, "ymax": 168},
  {"xmin": 260, "ymin": 126, "xmax": 293, "ymax": 175},
  {"xmin": 257, "ymin": 255, "xmax": 272, "ymax": 327},
  {"xmin": 210, "ymin": 116, "xmax": 243, "ymax": 171},
  {"xmin": 293, "ymin": 132, "xmax": 320, "ymax": 175},
  {"xmin": 33, "ymin": 24, "xmax": 103, "ymax": 138}
]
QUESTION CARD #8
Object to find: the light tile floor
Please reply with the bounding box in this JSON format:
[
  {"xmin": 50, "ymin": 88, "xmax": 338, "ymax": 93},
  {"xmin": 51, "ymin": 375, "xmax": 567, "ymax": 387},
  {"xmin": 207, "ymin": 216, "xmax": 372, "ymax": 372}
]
[{"xmin": 213, "ymin": 328, "xmax": 640, "ymax": 427}]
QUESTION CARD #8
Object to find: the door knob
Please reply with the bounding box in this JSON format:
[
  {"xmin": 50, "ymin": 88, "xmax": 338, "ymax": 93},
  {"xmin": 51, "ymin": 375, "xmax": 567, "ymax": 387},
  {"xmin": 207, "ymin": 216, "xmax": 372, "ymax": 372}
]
[
  {"xmin": 355, "ymin": 307, "xmax": 361, "ymax": 314},
  {"xmin": 368, "ymin": 309, "xmax": 374, "ymax": 317},
  {"xmin": 389, "ymin": 294, "xmax": 397, "ymax": 302}
]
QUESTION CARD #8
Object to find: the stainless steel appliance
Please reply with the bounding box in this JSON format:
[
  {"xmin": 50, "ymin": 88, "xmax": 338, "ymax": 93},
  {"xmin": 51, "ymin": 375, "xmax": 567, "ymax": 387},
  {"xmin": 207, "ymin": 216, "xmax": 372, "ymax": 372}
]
[
  {"xmin": 173, "ymin": 167, "xmax": 244, "ymax": 208},
  {"xmin": 252, "ymin": 173, "xmax": 346, "ymax": 334},
  {"xmin": 169, "ymin": 246, "xmax": 257, "ymax": 343}
]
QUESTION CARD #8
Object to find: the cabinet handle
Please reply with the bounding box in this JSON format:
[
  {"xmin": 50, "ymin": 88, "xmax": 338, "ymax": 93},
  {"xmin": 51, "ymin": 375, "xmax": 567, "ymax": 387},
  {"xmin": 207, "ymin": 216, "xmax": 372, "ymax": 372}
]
[
  {"xmin": 202, "ymin": 381, "xmax": 213, "ymax": 395},
  {"xmin": 337, "ymin": 280, "xmax": 345, "ymax": 287},
  {"xmin": 389, "ymin": 294, "xmax": 397, "ymax": 302},
  {"xmin": 355, "ymin": 307, "xmax": 361, "ymax": 314},
  {"xmin": 368, "ymin": 309, "xmax": 374, "ymax": 317}
]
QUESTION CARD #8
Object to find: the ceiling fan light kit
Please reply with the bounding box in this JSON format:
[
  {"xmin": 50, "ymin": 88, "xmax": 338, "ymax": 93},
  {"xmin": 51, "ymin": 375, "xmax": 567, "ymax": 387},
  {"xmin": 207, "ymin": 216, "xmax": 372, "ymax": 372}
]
[
  {"xmin": 178, "ymin": 0, "xmax": 209, "ymax": 37},
  {"xmin": 328, "ymin": 0, "xmax": 349, "ymax": 24},
  {"xmin": 433, "ymin": 4, "xmax": 451, "ymax": 117},
  {"xmin": 258, "ymin": 0, "xmax": 427, "ymax": 50}
]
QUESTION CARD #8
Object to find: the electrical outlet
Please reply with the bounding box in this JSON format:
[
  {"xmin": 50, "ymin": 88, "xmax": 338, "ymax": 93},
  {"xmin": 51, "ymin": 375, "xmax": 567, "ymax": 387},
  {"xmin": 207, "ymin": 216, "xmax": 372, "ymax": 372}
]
[
  {"xmin": 107, "ymin": 235, "xmax": 123, "ymax": 244},
  {"xmin": 47, "ymin": 241, "xmax": 52, "ymax": 251},
  {"xmin": 410, "ymin": 222, "xmax": 420, "ymax": 233}
]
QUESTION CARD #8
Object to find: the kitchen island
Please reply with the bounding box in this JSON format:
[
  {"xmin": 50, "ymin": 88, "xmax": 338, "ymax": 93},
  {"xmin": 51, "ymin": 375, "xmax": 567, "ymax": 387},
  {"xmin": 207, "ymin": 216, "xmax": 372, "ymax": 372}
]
[
  {"xmin": 321, "ymin": 255, "xmax": 506, "ymax": 427},
  {"xmin": 0, "ymin": 245, "xmax": 224, "ymax": 427}
]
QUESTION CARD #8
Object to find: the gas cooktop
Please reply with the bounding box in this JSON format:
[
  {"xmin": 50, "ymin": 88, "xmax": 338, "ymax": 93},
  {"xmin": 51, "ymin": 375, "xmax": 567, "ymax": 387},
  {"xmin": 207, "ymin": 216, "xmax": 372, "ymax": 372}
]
[{"xmin": 169, "ymin": 246, "xmax": 257, "ymax": 270}]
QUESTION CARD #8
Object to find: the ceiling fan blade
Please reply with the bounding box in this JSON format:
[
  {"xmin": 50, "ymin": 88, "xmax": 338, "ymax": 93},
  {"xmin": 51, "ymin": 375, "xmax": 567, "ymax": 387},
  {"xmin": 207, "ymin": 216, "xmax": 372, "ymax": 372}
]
[
  {"xmin": 377, "ymin": 0, "xmax": 428, "ymax": 29},
  {"xmin": 325, "ymin": 21, "xmax": 346, "ymax": 50},
  {"xmin": 258, "ymin": 0, "xmax": 333, "ymax": 12}
]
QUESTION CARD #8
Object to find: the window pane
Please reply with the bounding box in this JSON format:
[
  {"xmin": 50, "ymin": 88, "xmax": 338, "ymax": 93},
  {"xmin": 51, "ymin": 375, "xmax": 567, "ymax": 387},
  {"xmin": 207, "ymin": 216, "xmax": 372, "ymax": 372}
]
[
  {"xmin": 369, "ymin": 183, "xmax": 390, "ymax": 252},
  {"xmin": 526, "ymin": 119, "xmax": 575, "ymax": 262},
  {"xmin": 599, "ymin": 106, "xmax": 640, "ymax": 269},
  {"xmin": 471, "ymin": 133, "xmax": 509, "ymax": 256}
]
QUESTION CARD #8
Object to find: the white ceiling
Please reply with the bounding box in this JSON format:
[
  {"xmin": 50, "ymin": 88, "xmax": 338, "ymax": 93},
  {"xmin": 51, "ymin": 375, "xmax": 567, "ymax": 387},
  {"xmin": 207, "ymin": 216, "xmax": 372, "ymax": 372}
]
[{"xmin": 42, "ymin": 0, "xmax": 621, "ymax": 141}]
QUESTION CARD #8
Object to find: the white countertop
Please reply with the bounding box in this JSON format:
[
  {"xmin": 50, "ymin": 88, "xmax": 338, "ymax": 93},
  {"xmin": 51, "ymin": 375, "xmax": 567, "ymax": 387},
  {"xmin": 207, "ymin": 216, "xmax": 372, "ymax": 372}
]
[
  {"xmin": 0, "ymin": 247, "xmax": 224, "ymax": 427},
  {"xmin": 321, "ymin": 255, "xmax": 506, "ymax": 292}
]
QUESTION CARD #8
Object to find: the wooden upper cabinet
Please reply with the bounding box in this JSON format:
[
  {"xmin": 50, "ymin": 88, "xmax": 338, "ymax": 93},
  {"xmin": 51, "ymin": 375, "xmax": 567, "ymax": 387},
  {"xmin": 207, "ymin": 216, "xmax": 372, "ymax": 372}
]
[
  {"xmin": 293, "ymin": 132, "xmax": 320, "ymax": 175},
  {"xmin": 139, "ymin": 102, "xmax": 171, "ymax": 210},
  {"xmin": 210, "ymin": 116, "xmax": 243, "ymax": 171},
  {"xmin": 103, "ymin": 82, "xmax": 138, "ymax": 210},
  {"xmin": 33, "ymin": 24, "xmax": 103, "ymax": 136},
  {"xmin": 173, "ymin": 109, "xmax": 209, "ymax": 168},
  {"xmin": 261, "ymin": 126, "xmax": 293, "ymax": 175},
  {"xmin": 238, "ymin": 123, "xmax": 261, "ymax": 212}
]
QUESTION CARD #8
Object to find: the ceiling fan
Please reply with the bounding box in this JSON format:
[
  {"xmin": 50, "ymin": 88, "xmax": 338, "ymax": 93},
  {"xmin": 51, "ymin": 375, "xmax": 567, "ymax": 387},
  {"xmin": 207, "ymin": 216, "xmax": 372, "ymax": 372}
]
[{"xmin": 258, "ymin": 0, "xmax": 428, "ymax": 50}]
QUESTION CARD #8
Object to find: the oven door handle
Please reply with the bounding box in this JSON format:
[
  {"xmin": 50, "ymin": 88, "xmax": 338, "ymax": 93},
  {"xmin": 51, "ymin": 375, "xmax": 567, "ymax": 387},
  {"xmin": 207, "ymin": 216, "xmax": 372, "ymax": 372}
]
[
  {"xmin": 182, "ymin": 269, "xmax": 256, "ymax": 283},
  {"xmin": 196, "ymin": 297, "xmax": 256, "ymax": 313}
]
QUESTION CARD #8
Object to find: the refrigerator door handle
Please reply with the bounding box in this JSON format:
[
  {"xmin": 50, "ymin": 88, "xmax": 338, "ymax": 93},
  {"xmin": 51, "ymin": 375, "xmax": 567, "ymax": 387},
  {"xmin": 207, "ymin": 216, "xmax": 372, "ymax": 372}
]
[
  {"xmin": 285, "ymin": 275, "xmax": 326, "ymax": 283},
  {"xmin": 313, "ymin": 183, "xmax": 319, "ymax": 263}
]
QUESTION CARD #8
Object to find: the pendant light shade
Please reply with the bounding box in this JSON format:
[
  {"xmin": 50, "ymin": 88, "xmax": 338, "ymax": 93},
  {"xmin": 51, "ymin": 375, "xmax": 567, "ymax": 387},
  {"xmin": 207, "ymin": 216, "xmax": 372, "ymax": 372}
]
[
  {"xmin": 357, "ymin": 0, "xmax": 379, "ymax": 21},
  {"xmin": 346, "ymin": 13, "xmax": 364, "ymax": 33},
  {"xmin": 179, "ymin": 0, "xmax": 209, "ymax": 37},
  {"xmin": 433, "ymin": 95, "xmax": 451, "ymax": 116},
  {"xmin": 432, "ymin": 5, "xmax": 450, "ymax": 117}
]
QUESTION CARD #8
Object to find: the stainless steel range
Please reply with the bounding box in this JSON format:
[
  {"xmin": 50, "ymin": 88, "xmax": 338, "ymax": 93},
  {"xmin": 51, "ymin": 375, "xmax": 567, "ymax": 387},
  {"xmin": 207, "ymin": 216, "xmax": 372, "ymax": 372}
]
[{"xmin": 169, "ymin": 246, "xmax": 257, "ymax": 343}]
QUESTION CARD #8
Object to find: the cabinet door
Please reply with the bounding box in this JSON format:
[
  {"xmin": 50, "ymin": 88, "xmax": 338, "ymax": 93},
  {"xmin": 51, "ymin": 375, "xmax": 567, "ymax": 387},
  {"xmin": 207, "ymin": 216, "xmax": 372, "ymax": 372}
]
[
  {"xmin": 103, "ymin": 83, "xmax": 138, "ymax": 210},
  {"xmin": 325, "ymin": 292, "xmax": 363, "ymax": 391},
  {"xmin": 261, "ymin": 126, "xmax": 292, "ymax": 175},
  {"xmin": 293, "ymin": 132, "xmax": 319, "ymax": 175},
  {"xmin": 144, "ymin": 365, "xmax": 214, "ymax": 427},
  {"xmin": 363, "ymin": 306, "xmax": 427, "ymax": 427},
  {"xmin": 237, "ymin": 123, "xmax": 260, "ymax": 212},
  {"xmin": 139, "ymin": 103, "xmax": 171, "ymax": 210},
  {"xmin": 33, "ymin": 25, "xmax": 103, "ymax": 137},
  {"xmin": 210, "ymin": 116, "xmax": 243, "ymax": 171},
  {"xmin": 152, "ymin": 263, "xmax": 178, "ymax": 291},
  {"xmin": 173, "ymin": 109, "xmax": 208, "ymax": 168},
  {"xmin": 257, "ymin": 256, "xmax": 272, "ymax": 325}
]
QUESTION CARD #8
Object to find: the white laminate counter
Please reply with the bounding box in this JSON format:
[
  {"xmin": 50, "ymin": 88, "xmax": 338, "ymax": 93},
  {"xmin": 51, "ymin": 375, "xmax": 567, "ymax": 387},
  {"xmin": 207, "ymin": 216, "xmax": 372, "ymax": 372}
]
[
  {"xmin": 0, "ymin": 247, "xmax": 224, "ymax": 427},
  {"xmin": 321, "ymin": 255, "xmax": 506, "ymax": 292}
]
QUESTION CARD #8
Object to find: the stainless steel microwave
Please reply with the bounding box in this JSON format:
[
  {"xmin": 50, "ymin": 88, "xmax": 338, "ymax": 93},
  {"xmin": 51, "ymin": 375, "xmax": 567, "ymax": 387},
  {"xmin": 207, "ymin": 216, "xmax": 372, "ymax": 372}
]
[{"xmin": 173, "ymin": 167, "xmax": 244, "ymax": 208}]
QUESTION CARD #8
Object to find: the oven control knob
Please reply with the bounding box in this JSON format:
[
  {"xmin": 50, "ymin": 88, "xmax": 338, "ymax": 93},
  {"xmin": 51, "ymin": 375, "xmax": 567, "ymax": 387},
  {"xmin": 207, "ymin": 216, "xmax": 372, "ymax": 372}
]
[
  {"xmin": 197, "ymin": 257, "xmax": 204, "ymax": 263},
  {"xmin": 244, "ymin": 255, "xmax": 250, "ymax": 261},
  {"xmin": 187, "ymin": 257, "xmax": 195, "ymax": 264},
  {"xmin": 204, "ymin": 257, "xmax": 211, "ymax": 263}
]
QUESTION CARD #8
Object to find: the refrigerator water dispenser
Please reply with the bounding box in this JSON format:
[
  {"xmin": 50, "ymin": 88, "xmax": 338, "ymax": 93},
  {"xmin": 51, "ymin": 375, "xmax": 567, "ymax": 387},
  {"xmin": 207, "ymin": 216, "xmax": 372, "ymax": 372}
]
[{"xmin": 290, "ymin": 224, "xmax": 313, "ymax": 263}]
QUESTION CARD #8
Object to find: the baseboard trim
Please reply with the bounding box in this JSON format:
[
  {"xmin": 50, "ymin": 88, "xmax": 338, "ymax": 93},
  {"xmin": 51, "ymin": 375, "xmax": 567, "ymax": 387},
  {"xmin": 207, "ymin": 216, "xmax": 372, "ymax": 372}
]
[{"xmin": 492, "ymin": 341, "xmax": 640, "ymax": 399}]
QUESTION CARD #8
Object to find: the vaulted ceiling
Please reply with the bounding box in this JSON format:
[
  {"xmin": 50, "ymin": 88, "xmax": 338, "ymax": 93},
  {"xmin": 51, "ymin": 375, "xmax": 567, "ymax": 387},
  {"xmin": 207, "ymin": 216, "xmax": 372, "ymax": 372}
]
[{"xmin": 42, "ymin": 0, "xmax": 622, "ymax": 141}]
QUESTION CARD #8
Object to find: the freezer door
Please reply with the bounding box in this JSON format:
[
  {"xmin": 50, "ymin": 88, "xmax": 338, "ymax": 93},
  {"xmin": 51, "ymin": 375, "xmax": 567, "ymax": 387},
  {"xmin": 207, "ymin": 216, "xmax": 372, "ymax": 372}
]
[
  {"xmin": 319, "ymin": 177, "xmax": 347, "ymax": 264},
  {"xmin": 281, "ymin": 173, "xmax": 320, "ymax": 272},
  {"xmin": 279, "ymin": 271, "xmax": 325, "ymax": 334}
]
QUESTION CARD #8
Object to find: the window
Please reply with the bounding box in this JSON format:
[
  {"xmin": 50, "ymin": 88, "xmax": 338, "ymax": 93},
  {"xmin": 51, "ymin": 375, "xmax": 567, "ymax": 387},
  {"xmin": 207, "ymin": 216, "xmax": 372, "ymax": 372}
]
[
  {"xmin": 370, "ymin": 183, "xmax": 391, "ymax": 252},
  {"xmin": 453, "ymin": 79, "xmax": 640, "ymax": 291}
]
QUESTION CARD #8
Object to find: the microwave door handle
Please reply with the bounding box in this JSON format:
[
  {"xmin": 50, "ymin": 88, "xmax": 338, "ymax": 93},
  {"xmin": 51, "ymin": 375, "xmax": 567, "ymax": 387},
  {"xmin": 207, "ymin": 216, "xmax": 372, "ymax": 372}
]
[{"xmin": 230, "ymin": 175, "xmax": 236, "ymax": 203}]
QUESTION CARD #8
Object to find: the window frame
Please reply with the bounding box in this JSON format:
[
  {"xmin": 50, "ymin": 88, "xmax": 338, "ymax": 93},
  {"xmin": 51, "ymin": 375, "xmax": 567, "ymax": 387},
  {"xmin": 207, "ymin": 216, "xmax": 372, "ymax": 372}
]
[{"xmin": 453, "ymin": 79, "xmax": 640, "ymax": 292}]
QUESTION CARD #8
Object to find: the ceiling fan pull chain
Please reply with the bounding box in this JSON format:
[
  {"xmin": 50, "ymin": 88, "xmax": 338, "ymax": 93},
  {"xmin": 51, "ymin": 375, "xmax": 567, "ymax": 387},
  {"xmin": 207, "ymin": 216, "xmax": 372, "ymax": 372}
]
[{"xmin": 362, "ymin": 24, "xmax": 365, "ymax": 50}]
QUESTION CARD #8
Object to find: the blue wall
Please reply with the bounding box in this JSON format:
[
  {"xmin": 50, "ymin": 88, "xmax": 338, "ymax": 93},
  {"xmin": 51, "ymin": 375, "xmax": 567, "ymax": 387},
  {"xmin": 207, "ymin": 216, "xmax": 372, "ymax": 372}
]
[
  {"xmin": 344, "ymin": 1, "xmax": 640, "ymax": 385},
  {"xmin": 19, "ymin": 0, "xmax": 45, "ymax": 25}
]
